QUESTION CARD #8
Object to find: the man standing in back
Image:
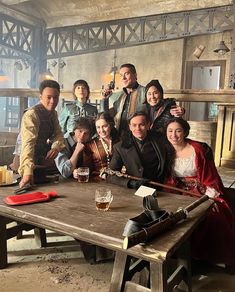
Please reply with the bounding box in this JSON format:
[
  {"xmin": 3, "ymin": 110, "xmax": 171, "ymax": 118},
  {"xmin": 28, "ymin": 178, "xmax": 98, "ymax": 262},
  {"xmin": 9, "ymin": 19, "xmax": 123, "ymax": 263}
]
[
  {"xmin": 102, "ymin": 63, "xmax": 145, "ymax": 135},
  {"xmin": 102, "ymin": 63, "xmax": 183, "ymax": 136}
]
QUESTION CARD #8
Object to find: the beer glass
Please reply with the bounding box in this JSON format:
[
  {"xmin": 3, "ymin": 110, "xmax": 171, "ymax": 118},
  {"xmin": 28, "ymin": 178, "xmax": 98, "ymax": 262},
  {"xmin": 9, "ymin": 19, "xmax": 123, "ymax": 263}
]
[
  {"xmin": 77, "ymin": 167, "xmax": 89, "ymax": 183},
  {"xmin": 95, "ymin": 188, "xmax": 113, "ymax": 211}
]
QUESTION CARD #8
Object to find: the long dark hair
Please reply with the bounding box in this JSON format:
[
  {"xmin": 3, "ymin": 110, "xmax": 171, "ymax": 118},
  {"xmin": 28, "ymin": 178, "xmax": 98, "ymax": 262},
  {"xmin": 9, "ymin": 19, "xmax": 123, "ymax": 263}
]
[
  {"xmin": 95, "ymin": 112, "xmax": 118, "ymax": 141},
  {"xmin": 163, "ymin": 117, "xmax": 191, "ymax": 180},
  {"xmin": 164, "ymin": 117, "xmax": 190, "ymax": 138}
]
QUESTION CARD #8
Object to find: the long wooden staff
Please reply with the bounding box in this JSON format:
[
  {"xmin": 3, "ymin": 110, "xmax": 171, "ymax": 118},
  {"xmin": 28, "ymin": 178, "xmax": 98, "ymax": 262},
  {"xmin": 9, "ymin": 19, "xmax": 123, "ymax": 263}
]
[{"xmin": 102, "ymin": 168, "xmax": 202, "ymax": 198}]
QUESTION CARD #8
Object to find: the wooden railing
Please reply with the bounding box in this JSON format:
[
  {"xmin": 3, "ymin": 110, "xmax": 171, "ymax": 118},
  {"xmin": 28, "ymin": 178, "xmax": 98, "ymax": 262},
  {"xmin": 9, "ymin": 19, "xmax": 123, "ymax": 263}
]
[
  {"xmin": 0, "ymin": 88, "xmax": 235, "ymax": 102},
  {"xmin": 0, "ymin": 88, "xmax": 235, "ymax": 167},
  {"xmin": 1, "ymin": 87, "xmax": 235, "ymax": 127}
]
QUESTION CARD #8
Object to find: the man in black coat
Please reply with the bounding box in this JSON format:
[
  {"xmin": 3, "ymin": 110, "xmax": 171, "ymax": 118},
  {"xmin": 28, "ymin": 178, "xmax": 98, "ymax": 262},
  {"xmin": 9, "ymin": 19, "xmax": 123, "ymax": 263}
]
[{"xmin": 107, "ymin": 111, "xmax": 171, "ymax": 188}]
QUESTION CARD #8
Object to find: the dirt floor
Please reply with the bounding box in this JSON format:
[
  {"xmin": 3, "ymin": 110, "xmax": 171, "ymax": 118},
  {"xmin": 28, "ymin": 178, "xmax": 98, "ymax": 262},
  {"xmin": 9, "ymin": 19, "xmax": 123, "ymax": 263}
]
[
  {"xmin": 0, "ymin": 233, "xmax": 113, "ymax": 292},
  {"xmin": 0, "ymin": 259, "xmax": 113, "ymax": 292},
  {"xmin": 1, "ymin": 232, "xmax": 235, "ymax": 292}
]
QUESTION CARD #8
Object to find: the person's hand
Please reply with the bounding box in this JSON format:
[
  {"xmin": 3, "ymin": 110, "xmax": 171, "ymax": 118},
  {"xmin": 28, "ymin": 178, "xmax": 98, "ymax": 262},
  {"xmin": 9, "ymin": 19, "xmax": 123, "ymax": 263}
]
[
  {"xmin": 73, "ymin": 169, "xmax": 78, "ymax": 179},
  {"xmin": 75, "ymin": 142, "xmax": 85, "ymax": 154},
  {"xmin": 170, "ymin": 105, "xmax": 185, "ymax": 117},
  {"xmin": 205, "ymin": 186, "xmax": 220, "ymax": 198},
  {"xmin": 101, "ymin": 88, "xmax": 113, "ymax": 99},
  {"xmin": 45, "ymin": 149, "xmax": 59, "ymax": 160},
  {"xmin": 19, "ymin": 174, "xmax": 33, "ymax": 188}
]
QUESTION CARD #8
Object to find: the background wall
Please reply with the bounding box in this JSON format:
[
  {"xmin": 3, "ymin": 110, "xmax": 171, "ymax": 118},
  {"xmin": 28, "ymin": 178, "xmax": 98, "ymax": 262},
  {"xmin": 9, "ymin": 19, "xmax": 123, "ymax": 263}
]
[{"xmin": 48, "ymin": 32, "xmax": 231, "ymax": 94}]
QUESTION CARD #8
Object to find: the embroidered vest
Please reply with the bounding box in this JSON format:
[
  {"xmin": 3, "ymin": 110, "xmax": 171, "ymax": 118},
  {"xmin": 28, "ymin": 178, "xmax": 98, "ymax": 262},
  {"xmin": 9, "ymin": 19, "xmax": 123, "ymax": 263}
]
[{"xmin": 34, "ymin": 104, "xmax": 55, "ymax": 164}]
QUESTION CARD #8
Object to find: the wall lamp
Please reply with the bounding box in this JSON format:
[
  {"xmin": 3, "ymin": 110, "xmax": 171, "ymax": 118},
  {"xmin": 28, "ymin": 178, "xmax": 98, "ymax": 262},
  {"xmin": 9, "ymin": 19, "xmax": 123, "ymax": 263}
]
[{"xmin": 213, "ymin": 40, "xmax": 230, "ymax": 56}]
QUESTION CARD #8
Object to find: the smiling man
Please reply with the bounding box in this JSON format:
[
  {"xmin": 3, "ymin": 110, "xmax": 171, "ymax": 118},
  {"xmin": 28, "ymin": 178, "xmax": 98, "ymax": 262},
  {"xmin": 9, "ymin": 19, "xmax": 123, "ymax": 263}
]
[
  {"xmin": 102, "ymin": 63, "xmax": 146, "ymax": 136},
  {"xmin": 107, "ymin": 111, "xmax": 172, "ymax": 188},
  {"xmin": 18, "ymin": 80, "xmax": 65, "ymax": 188}
]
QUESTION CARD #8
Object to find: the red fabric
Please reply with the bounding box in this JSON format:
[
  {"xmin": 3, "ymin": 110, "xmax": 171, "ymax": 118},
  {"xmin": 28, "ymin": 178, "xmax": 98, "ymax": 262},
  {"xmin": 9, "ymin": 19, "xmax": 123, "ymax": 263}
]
[
  {"xmin": 4, "ymin": 190, "xmax": 58, "ymax": 206},
  {"xmin": 167, "ymin": 139, "xmax": 224, "ymax": 195},
  {"xmin": 191, "ymin": 198, "xmax": 235, "ymax": 265},
  {"xmin": 167, "ymin": 139, "xmax": 235, "ymax": 265}
]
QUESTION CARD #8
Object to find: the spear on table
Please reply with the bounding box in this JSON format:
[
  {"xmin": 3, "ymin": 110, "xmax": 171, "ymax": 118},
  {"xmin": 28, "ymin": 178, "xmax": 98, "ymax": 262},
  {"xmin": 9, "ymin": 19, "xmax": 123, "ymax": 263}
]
[{"xmin": 102, "ymin": 168, "xmax": 202, "ymax": 198}]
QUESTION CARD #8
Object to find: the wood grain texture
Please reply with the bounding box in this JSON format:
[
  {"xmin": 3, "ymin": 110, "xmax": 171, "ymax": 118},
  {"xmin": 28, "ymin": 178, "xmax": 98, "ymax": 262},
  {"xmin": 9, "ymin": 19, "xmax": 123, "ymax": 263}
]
[{"xmin": 0, "ymin": 179, "xmax": 211, "ymax": 262}]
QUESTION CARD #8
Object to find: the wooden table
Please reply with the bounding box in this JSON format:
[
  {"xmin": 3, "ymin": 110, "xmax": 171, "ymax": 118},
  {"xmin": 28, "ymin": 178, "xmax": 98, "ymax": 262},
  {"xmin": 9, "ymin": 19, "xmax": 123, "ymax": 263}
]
[{"xmin": 0, "ymin": 179, "xmax": 212, "ymax": 292}]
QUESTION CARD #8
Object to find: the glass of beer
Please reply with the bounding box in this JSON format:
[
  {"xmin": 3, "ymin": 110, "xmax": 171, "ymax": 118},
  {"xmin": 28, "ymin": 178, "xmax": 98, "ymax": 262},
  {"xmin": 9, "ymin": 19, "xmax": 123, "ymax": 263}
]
[
  {"xmin": 95, "ymin": 188, "xmax": 113, "ymax": 211},
  {"xmin": 77, "ymin": 167, "xmax": 89, "ymax": 183}
]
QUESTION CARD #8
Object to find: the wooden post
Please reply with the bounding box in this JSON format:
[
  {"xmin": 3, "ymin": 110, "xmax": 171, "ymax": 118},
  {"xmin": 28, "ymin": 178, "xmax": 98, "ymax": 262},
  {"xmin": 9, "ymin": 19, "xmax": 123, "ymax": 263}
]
[{"xmin": 0, "ymin": 216, "xmax": 8, "ymax": 269}]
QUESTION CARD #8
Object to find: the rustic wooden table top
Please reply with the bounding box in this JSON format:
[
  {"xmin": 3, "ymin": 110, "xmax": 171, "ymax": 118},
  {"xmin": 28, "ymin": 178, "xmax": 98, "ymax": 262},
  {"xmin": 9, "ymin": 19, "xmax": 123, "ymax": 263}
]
[{"xmin": 0, "ymin": 179, "xmax": 212, "ymax": 263}]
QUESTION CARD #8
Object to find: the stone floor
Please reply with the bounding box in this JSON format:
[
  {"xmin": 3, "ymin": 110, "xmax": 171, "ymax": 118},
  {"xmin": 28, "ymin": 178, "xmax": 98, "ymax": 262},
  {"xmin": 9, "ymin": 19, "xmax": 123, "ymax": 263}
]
[
  {"xmin": 217, "ymin": 167, "xmax": 235, "ymax": 188},
  {"xmin": 0, "ymin": 167, "xmax": 235, "ymax": 292}
]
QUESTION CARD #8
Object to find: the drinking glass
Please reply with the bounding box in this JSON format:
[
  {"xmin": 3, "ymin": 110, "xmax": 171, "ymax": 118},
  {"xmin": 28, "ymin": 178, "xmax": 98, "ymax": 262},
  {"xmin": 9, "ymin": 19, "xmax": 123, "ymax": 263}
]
[
  {"xmin": 95, "ymin": 188, "xmax": 113, "ymax": 211},
  {"xmin": 77, "ymin": 167, "xmax": 89, "ymax": 183}
]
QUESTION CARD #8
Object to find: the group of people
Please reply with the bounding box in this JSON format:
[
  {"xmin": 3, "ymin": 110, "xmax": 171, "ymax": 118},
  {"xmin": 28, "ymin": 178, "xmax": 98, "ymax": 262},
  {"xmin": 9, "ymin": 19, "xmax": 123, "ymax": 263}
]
[{"xmin": 15, "ymin": 63, "xmax": 235, "ymax": 269}]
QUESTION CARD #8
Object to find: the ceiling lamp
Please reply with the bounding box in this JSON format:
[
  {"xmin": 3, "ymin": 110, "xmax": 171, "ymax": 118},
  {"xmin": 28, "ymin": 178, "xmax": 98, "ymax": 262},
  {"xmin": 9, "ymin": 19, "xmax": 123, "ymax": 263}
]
[
  {"xmin": 50, "ymin": 60, "xmax": 57, "ymax": 67},
  {"xmin": 213, "ymin": 40, "xmax": 230, "ymax": 56},
  {"xmin": 14, "ymin": 60, "xmax": 23, "ymax": 71},
  {"xmin": 59, "ymin": 60, "xmax": 66, "ymax": 69},
  {"xmin": 44, "ymin": 68, "xmax": 54, "ymax": 80},
  {"xmin": 39, "ymin": 68, "xmax": 54, "ymax": 82}
]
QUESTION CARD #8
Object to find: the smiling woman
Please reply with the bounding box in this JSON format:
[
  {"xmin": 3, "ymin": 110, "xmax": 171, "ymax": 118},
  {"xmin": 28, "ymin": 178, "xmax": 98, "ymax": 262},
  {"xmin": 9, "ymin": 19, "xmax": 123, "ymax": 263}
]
[
  {"xmin": 165, "ymin": 117, "xmax": 235, "ymax": 268},
  {"xmin": 144, "ymin": 79, "xmax": 185, "ymax": 132},
  {"xmin": 165, "ymin": 117, "xmax": 221, "ymax": 195},
  {"xmin": 77, "ymin": 112, "xmax": 119, "ymax": 178}
]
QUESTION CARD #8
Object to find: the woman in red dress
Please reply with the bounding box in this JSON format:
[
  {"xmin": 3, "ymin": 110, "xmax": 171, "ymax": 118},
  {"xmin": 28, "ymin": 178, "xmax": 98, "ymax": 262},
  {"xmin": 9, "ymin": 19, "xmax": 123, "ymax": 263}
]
[{"xmin": 165, "ymin": 117, "xmax": 235, "ymax": 268}]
